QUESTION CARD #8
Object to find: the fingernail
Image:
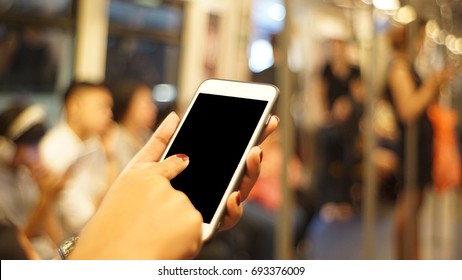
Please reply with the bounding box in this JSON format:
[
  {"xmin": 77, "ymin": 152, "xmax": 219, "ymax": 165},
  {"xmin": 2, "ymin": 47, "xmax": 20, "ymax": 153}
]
[
  {"xmin": 168, "ymin": 111, "xmax": 178, "ymax": 118},
  {"xmin": 236, "ymin": 191, "xmax": 241, "ymax": 206},
  {"xmin": 176, "ymin": 154, "xmax": 189, "ymax": 161},
  {"xmin": 274, "ymin": 115, "xmax": 280, "ymax": 123}
]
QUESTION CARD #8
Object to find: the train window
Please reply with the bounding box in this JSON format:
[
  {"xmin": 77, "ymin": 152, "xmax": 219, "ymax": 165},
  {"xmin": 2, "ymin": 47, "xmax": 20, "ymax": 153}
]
[
  {"xmin": 105, "ymin": 0, "xmax": 183, "ymax": 88},
  {"xmin": 0, "ymin": 0, "xmax": 74, "ymax": 93}
]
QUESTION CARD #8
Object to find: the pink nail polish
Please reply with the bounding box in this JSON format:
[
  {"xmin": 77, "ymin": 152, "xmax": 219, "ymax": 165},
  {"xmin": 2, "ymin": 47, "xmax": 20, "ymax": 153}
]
[{"xmin": 176, "ymin": 154, "xmax": 189, "ymax": 161}]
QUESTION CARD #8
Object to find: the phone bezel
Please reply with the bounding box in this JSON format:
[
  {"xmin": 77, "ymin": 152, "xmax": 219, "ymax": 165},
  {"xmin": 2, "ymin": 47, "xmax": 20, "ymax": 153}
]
[{"xmin": 161, "ymin": 78, "xmax": 279, "ymax": 241}]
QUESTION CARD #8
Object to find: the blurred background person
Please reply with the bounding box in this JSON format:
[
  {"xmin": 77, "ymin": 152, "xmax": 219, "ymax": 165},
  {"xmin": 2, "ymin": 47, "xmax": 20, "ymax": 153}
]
[
  {"xmin": 39, "ymin": 81, "xmax": 114, "ymax": 238},
  {"xmin": 385, "ymin": 21, "xmax": 457, "ymax": 260},
  {"xmin": 319, "ymin": 39, "xmax": 362, "ymax": 125},
  {"xmin": 315, "ymin": 38, "xmax": 363, "ymax": 222},
  {"xmin": 107, "ymin": 79, "xmax": 158, "ymax": 173},
  {"xmin": 0, "ymin": 102, "xmax": 68, "ymax": 259}
]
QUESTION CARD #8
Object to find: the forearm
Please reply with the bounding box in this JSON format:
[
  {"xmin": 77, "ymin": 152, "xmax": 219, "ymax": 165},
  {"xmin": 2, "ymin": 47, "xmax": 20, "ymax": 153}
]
[
  {"xmin": 389, "ymin": 64, "xmax": 440, "ymax": 124},
  {"xmin": 17, "ymin": 230, "xmax": 41, "ymax": 260},
  {"xmin": 44, "ymin": 211, "xmax": 63, "ymax": 245},
  {"xmin": 23, "ymin": 196, "xmax": 55, "ymax": 238},
  {"xmin": 402, "ymin": 78, "xmax": 438, "ymax": 124},
  {"xmin": 23, "ymin": 192, "xmax": 63, "ymax": 243}
]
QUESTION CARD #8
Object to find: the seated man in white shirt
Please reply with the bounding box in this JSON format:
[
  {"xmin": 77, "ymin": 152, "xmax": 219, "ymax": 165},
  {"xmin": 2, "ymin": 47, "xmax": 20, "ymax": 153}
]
[{"xmin": 40, "ymin": 81, "xmax": 114, "ymax": 237}]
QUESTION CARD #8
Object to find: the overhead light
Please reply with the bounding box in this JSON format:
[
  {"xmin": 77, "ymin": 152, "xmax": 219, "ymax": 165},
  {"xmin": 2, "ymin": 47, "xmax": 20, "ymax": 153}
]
[
  {"xmin": 372, "ymin": 0, "xmax": 400, "ymax": 12},
  {"xmin": 455, "ymin": 38, "xmax": 462, "ymax": 55},
  {"xmin": 249, "ymin": 39, "xmax": 274, "ymax": 73},
  {"xmin": 392, "ymin": 5, "xmax": 416, "ymax": 25},
  {"xmin": 268, "ymin": 3, "xmax": 285, "ymax": 22},
  {"xmin": 445, "ymin": 34, "xmax": 457, "ymax": 54},
  {"xmin": 153, "ymin": 84, "xmax": 177, "ymax": 104},
  {"xmin": 426, "ymin": 20, "xmax": 440, "ymax": 41}
]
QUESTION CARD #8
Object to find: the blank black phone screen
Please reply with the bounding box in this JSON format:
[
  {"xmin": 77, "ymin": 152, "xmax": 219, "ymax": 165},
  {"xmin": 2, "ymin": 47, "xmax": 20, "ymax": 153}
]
[{"xmin": 165, "ymin": 93, "xmax": 268, "ymax": 223}]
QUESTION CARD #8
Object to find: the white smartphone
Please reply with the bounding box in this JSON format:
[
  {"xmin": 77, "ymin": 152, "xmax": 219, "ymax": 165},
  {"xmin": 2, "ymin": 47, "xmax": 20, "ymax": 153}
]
[{"xmin": 160, "ymin": 79, "xmax": 279, "ymax": 241}]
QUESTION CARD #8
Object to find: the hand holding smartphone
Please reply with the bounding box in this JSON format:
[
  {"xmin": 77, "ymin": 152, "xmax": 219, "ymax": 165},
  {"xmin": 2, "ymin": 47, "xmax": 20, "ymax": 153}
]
[{"xmin": 161, "ymin": 79, "xmax": 279, "ymax": 241}]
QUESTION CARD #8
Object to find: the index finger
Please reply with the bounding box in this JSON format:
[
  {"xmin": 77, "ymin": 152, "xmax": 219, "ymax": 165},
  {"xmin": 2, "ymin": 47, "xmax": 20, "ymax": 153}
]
[{"xmin": 125, "ymin": 112, "xmax": 180, "ymax": 169}]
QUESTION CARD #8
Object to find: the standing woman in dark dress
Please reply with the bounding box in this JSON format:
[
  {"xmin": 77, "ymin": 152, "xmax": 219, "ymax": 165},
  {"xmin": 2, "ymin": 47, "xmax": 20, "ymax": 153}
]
[{"xmin": 386, "ymin": 22, "xmax": 456, "ymax": 259}]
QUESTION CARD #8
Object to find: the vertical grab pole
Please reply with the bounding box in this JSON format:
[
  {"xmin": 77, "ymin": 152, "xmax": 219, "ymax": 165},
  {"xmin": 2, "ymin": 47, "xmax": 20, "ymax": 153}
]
[
  {"xmin": 361, "ymin": 5, "xmax": 378, "ymax": 260},
  {"xmin": 276, "ymin": 0, "xmax": 295, "ymax": 260},
  {"xmin": 403, "ymin": 20, "xmax": 419, "ymax": 260}
]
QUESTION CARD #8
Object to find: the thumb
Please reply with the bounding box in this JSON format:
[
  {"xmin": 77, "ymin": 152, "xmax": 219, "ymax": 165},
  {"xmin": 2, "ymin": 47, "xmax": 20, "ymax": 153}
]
[{"xmin": 155, "ymin": 154, "xmax": 190, "ymax": 180}]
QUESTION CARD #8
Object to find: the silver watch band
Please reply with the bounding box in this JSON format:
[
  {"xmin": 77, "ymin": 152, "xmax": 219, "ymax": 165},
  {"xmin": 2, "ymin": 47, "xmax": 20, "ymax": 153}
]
[{"xmin": 58, "ymin": 236, "xmax": 79, "ymax": 260}]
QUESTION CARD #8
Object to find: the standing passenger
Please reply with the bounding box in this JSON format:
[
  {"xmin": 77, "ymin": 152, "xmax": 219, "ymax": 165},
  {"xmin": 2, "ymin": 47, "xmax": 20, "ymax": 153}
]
[{"xmin": 385, "ymin": 21, "xmax": 456, "ymax": 259}]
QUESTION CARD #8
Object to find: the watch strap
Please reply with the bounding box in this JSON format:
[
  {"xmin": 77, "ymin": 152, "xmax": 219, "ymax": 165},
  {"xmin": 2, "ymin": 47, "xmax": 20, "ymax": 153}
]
[{"xmin": 58, "ymin": 236, "xmax": 79, "ymax": 260}]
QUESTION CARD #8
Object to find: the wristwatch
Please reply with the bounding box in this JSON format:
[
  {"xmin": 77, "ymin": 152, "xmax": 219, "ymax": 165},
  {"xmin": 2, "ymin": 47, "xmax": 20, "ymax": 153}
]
[{"xmin": 58, "ymin": 236, "xmax": 79, "ymax": 260}]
